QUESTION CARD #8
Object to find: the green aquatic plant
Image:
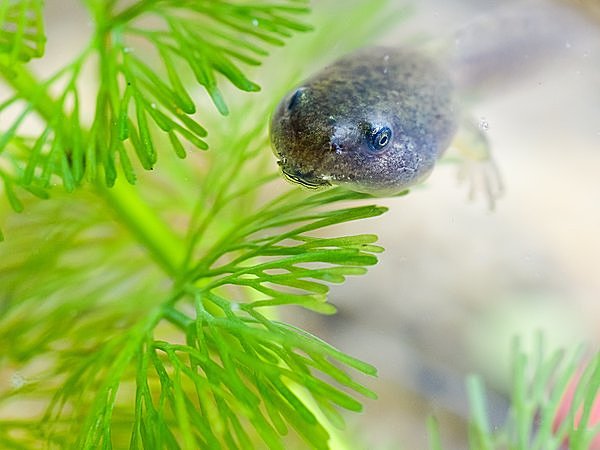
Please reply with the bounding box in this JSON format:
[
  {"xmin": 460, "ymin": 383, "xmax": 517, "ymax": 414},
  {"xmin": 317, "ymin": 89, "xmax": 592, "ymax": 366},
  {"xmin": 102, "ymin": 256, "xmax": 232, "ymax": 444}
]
[
  {"xmin": 2, "ymin": 1, "xmax": 599, "ymax": 450},
  {"xmin": 0, "ymin": 0, "xmax": 397, "ymax": 448},
  {"xmin": 429, "ymin": 335, "xmax": 600, "ymax": 450}
]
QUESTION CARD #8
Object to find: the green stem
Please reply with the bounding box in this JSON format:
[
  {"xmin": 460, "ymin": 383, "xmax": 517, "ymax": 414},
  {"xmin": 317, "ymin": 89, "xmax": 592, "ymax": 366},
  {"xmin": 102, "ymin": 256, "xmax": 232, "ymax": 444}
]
[
  {"xmin": 99, "ymin": 179, "xmax": 184, "ymax": 275},
  {"xmin": 111, "ymin": 0, "xmax": 161, "ymax": 25},
  {"xmin": 0, "ymin": 64, "xmax": 62, "ymax": 123}
]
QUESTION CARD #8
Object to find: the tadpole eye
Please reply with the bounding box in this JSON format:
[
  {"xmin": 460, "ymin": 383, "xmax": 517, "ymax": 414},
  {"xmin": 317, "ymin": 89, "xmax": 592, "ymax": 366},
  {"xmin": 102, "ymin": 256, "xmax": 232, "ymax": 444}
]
[
  {"xmin": 287, "ymin": 88, "xmax": 305, "ymax": 111},
  {"xmin": 368, "ymin": 126, "xmax": 392, "ymax": 152}
]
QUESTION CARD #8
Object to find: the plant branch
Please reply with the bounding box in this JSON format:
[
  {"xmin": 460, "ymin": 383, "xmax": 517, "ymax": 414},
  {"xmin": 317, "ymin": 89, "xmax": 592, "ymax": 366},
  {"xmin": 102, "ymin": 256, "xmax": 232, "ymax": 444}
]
[
  {"xmin": 0, "ymin": 64, "xmax": 60, "ymax": 125},
  {"xmin": 112, "ymin": 0, "xmax": 161, "ymax": 25},
  {"xmin": 98, "ymin": 180, "xmax": 185, "ymax": 275}
]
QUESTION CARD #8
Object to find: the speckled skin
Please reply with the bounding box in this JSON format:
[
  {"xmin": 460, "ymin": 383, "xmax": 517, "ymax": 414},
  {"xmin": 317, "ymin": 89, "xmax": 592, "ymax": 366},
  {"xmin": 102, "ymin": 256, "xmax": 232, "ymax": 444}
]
[{"xmin": 270, "ymin": 47, "xmax": 458, "ymax": 195}]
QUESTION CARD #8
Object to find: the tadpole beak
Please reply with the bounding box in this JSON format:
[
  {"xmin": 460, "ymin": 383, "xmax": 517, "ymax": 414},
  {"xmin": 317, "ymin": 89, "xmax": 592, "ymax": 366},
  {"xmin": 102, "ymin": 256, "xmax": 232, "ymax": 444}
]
[{"xmin": 279, "ymin": 163, "xmax": 330, "ymax": 189}]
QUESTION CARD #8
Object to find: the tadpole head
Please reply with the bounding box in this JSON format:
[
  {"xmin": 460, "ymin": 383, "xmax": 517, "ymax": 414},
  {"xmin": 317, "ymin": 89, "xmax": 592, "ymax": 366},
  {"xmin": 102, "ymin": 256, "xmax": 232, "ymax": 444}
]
[{"xmin": 270, "ymin": 85, "xmax": 335, "ymax": 189}]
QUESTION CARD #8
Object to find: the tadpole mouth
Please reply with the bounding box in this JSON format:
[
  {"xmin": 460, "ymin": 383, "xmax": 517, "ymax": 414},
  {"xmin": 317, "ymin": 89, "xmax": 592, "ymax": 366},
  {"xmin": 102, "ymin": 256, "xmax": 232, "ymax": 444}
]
[{"xmin": 279, "ymin": 163, "xmax": 330, "ymax": 189}]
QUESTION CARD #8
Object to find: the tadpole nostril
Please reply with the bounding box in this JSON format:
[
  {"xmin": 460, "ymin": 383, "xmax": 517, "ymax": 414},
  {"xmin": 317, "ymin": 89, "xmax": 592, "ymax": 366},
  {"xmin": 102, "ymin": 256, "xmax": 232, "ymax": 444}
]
[{"xmin": 287, "ymin": 88, "xmax": 305, "ymax": 111}]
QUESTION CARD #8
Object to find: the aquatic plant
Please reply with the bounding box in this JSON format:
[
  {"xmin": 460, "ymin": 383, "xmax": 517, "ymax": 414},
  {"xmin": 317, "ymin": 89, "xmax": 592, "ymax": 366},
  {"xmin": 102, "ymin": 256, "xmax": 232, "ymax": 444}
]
[{"xmin": 0, "ymin": 1, "xmax": 598, "ymax": 449}]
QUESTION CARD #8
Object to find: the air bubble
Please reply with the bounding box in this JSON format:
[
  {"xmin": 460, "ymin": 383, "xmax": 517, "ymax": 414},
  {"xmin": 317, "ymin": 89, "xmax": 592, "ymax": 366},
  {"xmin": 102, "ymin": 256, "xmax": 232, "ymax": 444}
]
[
  {"xmin": 479, "ymin": 117, "xmax": 489, "ymax": 131},
  {"xmin": 252, "ymin": 18, "xmax": 259, "ymax": 26},
  {"xmin": 10, "ymin": 373, "xmax": 25, "ymax": 389}
]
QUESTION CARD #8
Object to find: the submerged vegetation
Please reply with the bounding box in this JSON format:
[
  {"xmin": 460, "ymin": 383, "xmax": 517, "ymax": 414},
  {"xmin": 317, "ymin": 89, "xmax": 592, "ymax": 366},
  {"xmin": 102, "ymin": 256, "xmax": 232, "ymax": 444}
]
[{"xmin": 0, "ymin": 1, "xmax": 598, "ymax": 449}]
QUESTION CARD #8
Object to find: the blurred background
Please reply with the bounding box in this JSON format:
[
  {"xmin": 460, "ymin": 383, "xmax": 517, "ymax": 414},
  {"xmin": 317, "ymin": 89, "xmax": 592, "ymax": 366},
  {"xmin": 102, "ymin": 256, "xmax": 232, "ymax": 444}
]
[
  {"xmin": 280, "ymin": 0, "xmax": 600, "ymax": 448},
  {"xmin": 24, "ymin": 0, "xmax": 600, "ymax": 448}
]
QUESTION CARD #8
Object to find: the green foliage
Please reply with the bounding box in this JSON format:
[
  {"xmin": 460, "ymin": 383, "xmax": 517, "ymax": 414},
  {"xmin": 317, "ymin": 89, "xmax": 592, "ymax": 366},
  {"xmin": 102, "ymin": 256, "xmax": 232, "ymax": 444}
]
[
  {"xmin": 0, "ymin": 0, "xmax": 399, "ymax": 448},
  {"xmin": 2, "ymin": 1, "xmax": 597, "ymax": 449},
  {"xmin": 429, "ymin": 335, "xmax": 600, "ymax": 450},
  {"xmin": 0, "ymin": 0, "xmax": 311, "ymax": 215},
  {"xmin": 0, "ymin": 158, "xmax": 388, "ymax": 448},
  {"xmin": 0, "ymin": 0, "xmax": 45, "ymax": 66}
]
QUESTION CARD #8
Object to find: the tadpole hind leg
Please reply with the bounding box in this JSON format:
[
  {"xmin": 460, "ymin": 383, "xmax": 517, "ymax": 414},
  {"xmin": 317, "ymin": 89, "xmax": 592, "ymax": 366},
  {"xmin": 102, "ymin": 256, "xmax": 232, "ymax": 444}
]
[{"xmin": 450, "ymin": 118, "xmax": 504, "ymax": 210}]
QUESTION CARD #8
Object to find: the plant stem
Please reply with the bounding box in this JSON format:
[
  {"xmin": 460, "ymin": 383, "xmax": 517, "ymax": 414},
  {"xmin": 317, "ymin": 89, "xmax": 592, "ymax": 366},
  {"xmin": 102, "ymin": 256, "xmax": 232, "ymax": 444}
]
[
  {"xmin": 99, "ymin": 179, "xmax": 184, "ymax": 275},
  {"xmin": 112, "ymin": 0, "xmax": 161, "ymax": 25},
  {"xmin": 0, "ymin": 64, "xmax": 61, "ymax": 123}
]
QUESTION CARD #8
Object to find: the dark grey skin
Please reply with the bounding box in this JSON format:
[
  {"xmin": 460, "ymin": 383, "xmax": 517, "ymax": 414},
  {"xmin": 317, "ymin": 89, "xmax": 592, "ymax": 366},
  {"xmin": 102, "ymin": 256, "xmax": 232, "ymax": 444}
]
[{"xmin": 270, "ymin": 47, "xmax": 458, "ymax": 195}]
